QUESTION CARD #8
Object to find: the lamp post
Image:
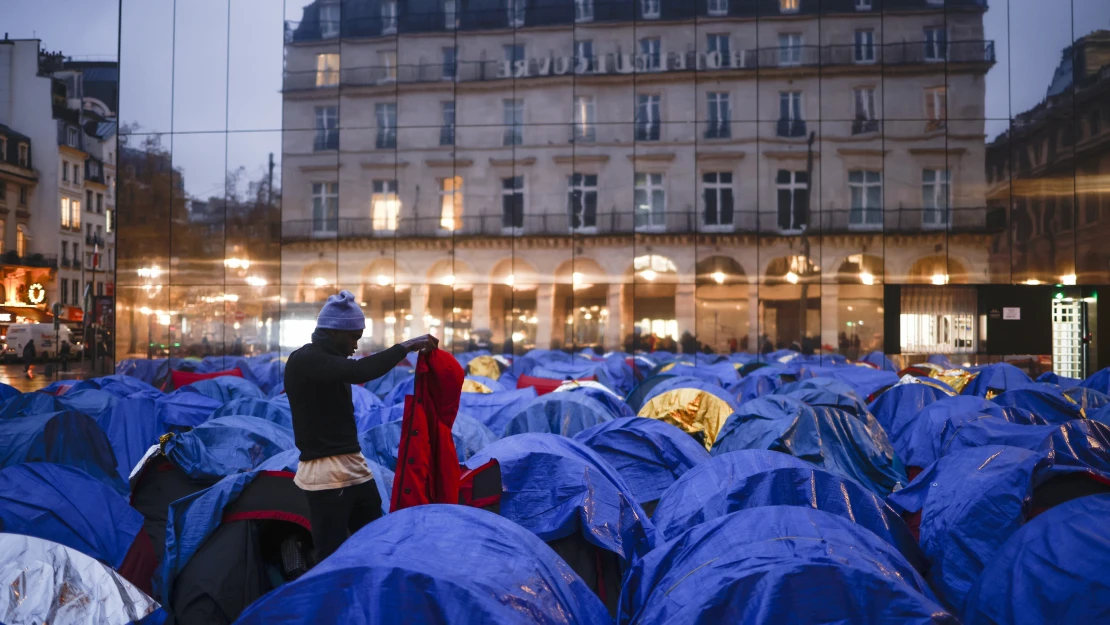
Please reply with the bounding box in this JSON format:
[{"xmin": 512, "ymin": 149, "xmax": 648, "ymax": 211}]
[{"xmin": 798, "ymin": 131, "xmax": 816, "ymax": 350}]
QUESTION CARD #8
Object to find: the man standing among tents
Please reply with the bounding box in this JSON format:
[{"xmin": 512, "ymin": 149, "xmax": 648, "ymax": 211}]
[{"xmin": 284, "ymin": 290, "xmax": 438, "ymax": 561}]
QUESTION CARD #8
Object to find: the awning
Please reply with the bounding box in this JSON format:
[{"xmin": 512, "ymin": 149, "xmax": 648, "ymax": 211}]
[{"xmin": 0, "ymin": 305, "xmax": 52, "ymax": 323}]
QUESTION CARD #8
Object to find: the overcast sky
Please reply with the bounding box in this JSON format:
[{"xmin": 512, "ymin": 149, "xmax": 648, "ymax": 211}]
[{"xmin": 3, "ymin": 0, "xmax": 1109, "ymax": 200}]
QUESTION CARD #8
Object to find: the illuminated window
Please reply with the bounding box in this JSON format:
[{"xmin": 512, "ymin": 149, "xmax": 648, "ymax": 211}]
[
  {"xmin": 16, "ymin": 225, "xmax": 26, "ymax": 257},
  {"xmin": 371, "ymin": 180, "xmax": 399, "ymax": 231},
  {"xmin": 60, "ymin": 197, "xmax": 70, "ymax": 228},
  {"xmin": 439, "ymin": 176, "xmax": 463, "ymax": 231},
  {"xmin": 72, "ymin": 199, "xmax": 81, "ymax": 229},
  {"xmin": 315, "ymin": 53, "xmax": 340, "ymax": 87},
  {"xmin": 779, "ymin": 0, "xmax": 799, "ymax": 13}
]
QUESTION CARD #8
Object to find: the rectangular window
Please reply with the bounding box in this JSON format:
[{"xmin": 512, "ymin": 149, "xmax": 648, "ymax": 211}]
[
  {"xmin": 312, "ymin": 182, "xmax": 339, "ymax": 234},
  {"xmin": 314, "ymin": 106, "xmax": 339, "ymax": 151},
  {"xmin": 779, "ymin": 33, "xmax": 802, "ymax": 66},
  {"xmin": 86, "ymin": 190, "xmax": 92, "ymax": 211},
  {"xmin": 853, "ymin": 87, "xmax": 879, "ymax": 134},
  {"xmin": 503, "ymin": 99, "xmax": 524, "ymax": 146},
  {"xmin": 508, "ymin": 0, "xmax": 526, "ymax": 27},
  {"xmin": 18, "ymin": 144, "xmax": 28, "ymax": 167},
  {"xmin": 439, "ymin": 176, "xmax": 463, "ymax": 231},
  {"xmin": 575, "ymin": 0, "xmax": 593, "ymax": 22},
  {"xmin": 922, "ymin": 169, "xmax": 951, "ymax": 227},
  {"xmin": 63, "ymin": 162, "xmax": 69, "ymax": 182},
  {"xmin": 573, "ymin": 96, "xmax": 596, "ymax": 142},
  {"xmin": 780, "ymin": 0, "xmax": 799, "ymax": 13},
  {"xmin": 72, "ymin": 279, "xmax": 80, "ymax": 304},
  {"xmin": 925, "ymin": 86, "xmax": 947, "ymax": 131},
  {"xmin": 62, "ymin": 241, "xmax": 68, "ymax": 264},
  {"xmin": 371, "ymin": 180, "xmax": 399, "ymax": 231},
  {"xmin": 72, "ymin": 199, "xmax": 81, "ymax": 229},
  {"xmin": 442, "ymin": 47, "xmax": 456, "ymax": 80},
  {"xmin": 74, "ymin": 165, "xmax": 81, "ymax": 185},
  {"xmin": 376, "ymin": 103, "xmax": 397, "ymax": 149},
  {"xmin": 706, "ymin": 92, "xmax": 731, "ymax": 139},
  {"xmin": 640, "ymin": 37, "xmax": 661, "ymax": 71},
  {"xmin": 107, "ymin": 175, "xmax": 113, "ymax": 198},
  {"xmin": 501, "ymin": 176, "xmax": 525, "ymax": 229},
  {"xmin": 568, "ymin": 173, "xmax": 598, "ymax": 230},
  {"xmin": 575, "ymin": 40, "xmax": 594, "ymax": 71},
  {"xmin": 61, "ymin": 197, "xmax": 70, "ymax": 227},
  {"xmin": 0, "ymin": 219, "xmax": 5, "ymax": 254},
  {"xmin": 924, "ymin": 27, "xmax": 947, "ymax": 61},
  {"xmin": 641, "ymin": 0, "xmax": 660, "ymax": 19},
  {"xmin": 778, "ymin": 91, "xmax": 805, "ymax": 137},
  {"xmin": 381, "ymin": 0, "xmax": 397, "ymax": 34},
  {"xmin": 379, "ymin": 51, "xmax": 397, "ymax": 82},
  {"xmin": 440, "ymin": 101, "xmax": 456, "ymax": 146},
  {"xmin": 855, "ymin": 30, "xmax": 875, "ymax": 63},
  {"xmin": 61, "ymin": 278, "xmax": 68, "ymax": 305},
  {"xmin": 707, "ymin": 34, "xmax": 731, "ymax": 67},
  {"xmin": 316, "ymin": 53, "xmax": 340, "ymax": 87},
  {"xmin": 708, "ymin": 0, "xmax": 728, "ymax": 16},
  {"xmin": 776, "ymin": 169, "xmax": 809, "ymax": 231},
  {"xmin": 106, "ymin": 208, "xmax": 112, "ymax": 233},
  {"xmin": 703, "ymin": 172, "xmax": 734, "ymax": 226},
  {"xmin": 0, "ymin": 180, "xmax": 5, "ymax": 205},
  {"xmin": 16, "ymin": 226, "xmax": 25, "ymax": 258},
  {"xmin": 634, "ymin": 173, "xmax": 666, "ymax": 229},
  {"xmin": 849, "ymin": 170, "xmax": 883, "ymax": 228},
  {"xmin": 636, "ymin": 94, "xmax": 661, "ymax": 141},
  {"xmin": 319, "ymin": 2, "xmax": 340, "ymax": 38},
  {"xmin": 18, "ymin": 186, "xmax": 26, "ymax": 206},
  {"xmin": 67, "ymin": 127, "xmax": 78, "ymax": 147},
  {"xmin": 445, "ymin": 0, "xmax": 457, "ymax": 29},
  {"xmin": 856, "ymin": 0, "xmax": 872, "ymax": 10}
]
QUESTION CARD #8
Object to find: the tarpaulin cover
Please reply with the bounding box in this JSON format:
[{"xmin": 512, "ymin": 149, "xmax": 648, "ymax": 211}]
[
  {"xmin": 651, "ymin": 461, "xmax": 924, "ymax": 571},
  {"xmin": 0, "ymin": 462, "xmax": 143, "ymax": 568},
  {"xmin": 928, "ymin": 354, "xmax": 955, "ymax": 368},
  {"xmin": 1036, "ymin": 419, "xmax": 1110, "ymax": 474},
  {"xmin": 41, "ymin": 379, "xmax": 77, "ymax": 395},
  {"xmin": 992, "ymin": 386, "xmax": 1083, "ymax": 424},
  {"xmin": 656, "ymin": 362, "xmax": 733, "ymax": 389},
  {"xmin": 234, "ymin": 505, "xmax": 612, "ymax": 625},
  {"xmin": 711, "ymin": 396, "xmax": 905, "ymax": 496},
  {"xmin": 155, "ymin": 390, "xmax": 223, "ymax": 431},
  {"xmin": 1037, "ymin": 371, "xmax": 1081, "ymax": 388},
  {"xmin": 637, "ymin": 386, "xmax": 737, "ymax": 451},
  {"xmin": 868, "ymin": 382, "xmax": 953, "ymax": 436},
  {"xmin": 736, "ymin": 371, "xmax": 782, "ymax": 406},
  {"xmin": 0, "ymin": 534, "xmax": 165, "ymax": 625},
  {"xmin": 554, "ymin": 381, "xmax": 636, "ymax": 419},
  {"xmin": 1078, "ymin": 367, "xmax": 1110, "ymax": 394},
  {"xmin": 860, "ymin": 351, "xmax": 898, "ymax": 371},
  {"xmin": 363, "ymin": 366, "xmax": 413, "ymax": 398},
  {"xmin": 776, "ymin": 379, "xmax": 870, "ymax": 416},
  {"xmin": 963, "ymin": 494, "xmax": 1110, "ymax": 625},
  {"xmin": 210, "ymin": 397, "xmax": 293, "ymax": 429},
  {"xmin": 0, "ymin": 382, "xmax": 20, "ymax": 403},
  {"xmin": 0, "ymin": 410, "xmax": 127, "ymax": 495},
  {"xmin": 619, "ymin": 506, "xmax": 951, "ymax": 625},
  {"xmin": 803, "ymin": 367, "xmax": 902, "ymax": 401},
  {"xmin": 182, "ymin": 374, "xmax": 264, "ymax": 403},
  {"xmin": 117, "ymin": 358, "xmax": 171, "ymax": 387},
  {"xmin": 169, "ymin": 367, "xmax": 243, "ymax": 390},
  {"xmin": 503, "ymin": 392, "xmax": 614, "ymax": 438},
  {"xmin": 464, "ymin": 433, "xmax": 655, "ymax": 568},
  {"xmin": 90, "ymin": 375, "xmax": 164, "ymax": 400},
  {"xmin": 162, "ymin": 415, "xmax": 294, "ymax": 482},
  {"xmin": 58, "ymin": 388, "xmax": 120, "ymax": 422},
  {"xmin": 892, "ymin": 396, "xmax": 1030, "ymax": 470},
  {"xmin": 888, "ymin": 446, "xmax": 1052, "ymax": 611},
  {"xmin": 961, "ymin": 362, "xmax": 1033, "ymax": 397},
  {"xmin": 460, "ymin": 386, "xmax": 536, "ymax": 436},
  {"xmin": 939, "ymin": 418, "xmax": 1060, "ymax": 458},
  {"xmin": 624, "ymin": 374, "xmax": 676, "ymax": 414},
  {"xmin": 97, "ymin": 397, "xmax": 164, "ymax": 480},
  {"xmin": 382, "ymin": 374, "xmax": 416, "ymax": 406},
  {"xmin": 462, "ymin": 376, "xmax": 498, "ymax": 393},
  {"xmin": 573, "ymin": 417, "xmax": 710, "ymax": 506},
  {"xmin": 359, "ymin": 412, "xmax": 497, "ymax": 471},
  {"xmin": 0, "ymin": 392, "xmax": 64, "ymax": 419},
  {"xmin": 640, "ymin": 376, "xmax": 740, "ymax": 413},
  {"xmin": 467, "ymin": 354, "xmax": 502, "ymax": 380},
  {"xmin": 1062, "ymin": 385, "xmax": 1110, "ymax": 413}
]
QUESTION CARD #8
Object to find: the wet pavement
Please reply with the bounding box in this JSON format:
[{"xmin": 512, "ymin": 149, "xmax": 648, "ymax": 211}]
[{"xmin": 0, "ymin": 361, "xmax": 112, "ymax": 392}]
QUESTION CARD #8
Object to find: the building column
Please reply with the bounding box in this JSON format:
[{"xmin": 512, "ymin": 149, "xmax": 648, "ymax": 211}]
[
  {"xmin": 748, "ymin": 283, "xmax": 760, "ymax": 353},
  {"xmin": 471, "ymin": 283, "xmax": 491, "ymax": 332},
  {"xmin": 535, "ymin": 284, "xmax": 555, "ymax": 349},
  {"xmin": 605, "ymin": 282, "xmax": 623, "ymax": 351},
  {"xmin": 409, "ymin": 284, "xmax": 428, "ymax": 337},
  {"xmin": 821, "ymin": 283, "xmax": 839, "ymax": 354},
  {"xmin": 675, "ymin": 283, "xmax": 696, "ymax": 345}
]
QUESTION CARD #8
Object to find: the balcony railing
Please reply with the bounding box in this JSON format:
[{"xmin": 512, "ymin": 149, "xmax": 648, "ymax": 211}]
[
  {"xmin": 852, "ymin": 119, "xmax": 880, "ymax": 135},
  {"xmin": 86, "ymin": 234, "xmax": 105, "ymax": 247},
  {"xmin": 283, "ymin": 41, "xmax": 995, "ymax": 92},
  {"xmin": 2, "ymin": 252, "xmax": 59, "ymax": 269},
  {"xmin": 777, "ymin": 119, "xmax": 807, "ymax": 138},
  {"xmin": 283, "ymin": 206, "xmax": 999, "ymax": 243}
]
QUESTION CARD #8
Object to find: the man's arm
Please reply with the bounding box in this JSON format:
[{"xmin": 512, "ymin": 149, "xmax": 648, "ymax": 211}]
[{"xmin": 306, "ymin": 344, "xmax": 409, "ymax": 385}]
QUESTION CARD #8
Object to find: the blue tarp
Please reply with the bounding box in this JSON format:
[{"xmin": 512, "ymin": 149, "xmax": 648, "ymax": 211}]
[
  {"xmin": 992, "ymin": 386, "xmax": 1083, "ymax": 424},
  {"xmin": 117, "ymin": 358, "xmax": 171, "ymax": 387},
  {"xmin": 640, "ymin": 376, "xmax": 740, "ymax": 413},
  {"xmin": 554, "ymin": 383, "xmax": 636, "ymax": 420},
  {"xmin": 868, "ymin": 382, "xmax": 953, "ymax": 437},
  {"xmin": 363, "ymin": 367, "xmax": 414, "ymax": 398},
  {"xmin": 382, "ymin": 375, "xmax": 416, "ymax": 407},
  {"xmin": 624, "ymin": 375, "xmax": 676, "ymax": 414},
  {"xmin": 963, "ymin": 494, "xmax": 1110, "ymax": 625},
  {"xmin": 736, "ymin": 373, "xmax": 781, "ymax": 403},
  {"xmin": 359, "ymin": 413, "xmax": 497, "ymax": 471},
  {"xmin": 97, "ymin": 397, "xmax": 164, "ymax": 480},
  {"xmin": 962, "ymin": 362, "xmax": 1033, "ymax": 397},
  {"xmin": 574, "ymin": 417, "xmax": 709, "ymax": 506},
  {"xmin": 939, "ymin": 418, "xmax": 1060, "ymax": 458},
  {"xmin": 619, "ymin": 506, "xmax": 950, "ymax": 625},
  {"xmin": 57, "ymin": 388, "xmax": 119, "ymax": 422},
  {"xmin": 502, "ymin": 392, "xmax": 614, "ymax": 438},
  {"xmin": 1078, "ymin": 367, "xmax": 1110, "ymax": 394},
  {"xmin": 162, "ymin": 415, "xmax": 294, "ymax": 482},
  {"xmin": 1063, "ymin": 386, "xmax": 1110, "ymax": 413},
  {"xmin": 650, "ymin": 451, "xmax": 924, "ymax": 571},
  {"xmin": 893, "ymin": 396, "xmax": 1031, "ymax": 469},
  {"xmin": 155, "ymin": 390, "xmax": 223, "ymax": 431},
  {"xmin": 464, "ymin": 434, "xmax": 655, "ymax": 568},
  {"xmin": 888, "ymin": 445, "xmax": 1064, "ymax": 612},
  {"xmin": 1037, "ymin": 419, "xmax": 1110, "ymax": 474},
  {"xmin": 210, "ymin": 397, "xmax": 292, "ymax": 429},
  {"xmin": 0, "ymin": 382, "xmax": 20, "ymax": 403},
  {"xmin": 181, "ymin": 375, "xmax": 264, "ymax": 403},
  {"xmin": 711, "ymin": 396, "xmax": 905, "ymax": 496},
  {"xmin": 90, "ymin": 374, "xmax": 164, "ymax": 399},
  {"xmin": 0, "ymin": 393, "xmax": 64, "ymax": 419},
  {"xmin": 928, "ymin": 354, "xmax": 955, "ymax": 368},
  {"xmin": 0, "ymin": 462, "xmax": 142, "ymax": 568},
  {"xmin": 460, "ymin": 386, "xmax": 537, "ymax": 436},
  {"xmin": 775, "ymin": 378, "xmax": 870, "ymax": 416},
  {"xmin": 234, "ymin": 505, "xmax": 612, "ymax": 625},
  {"xmin": 803, "ymin": 366, "xmax": 901, "ymax": 401},
  {"xmin": 1037, "ymin": 371, "xmax": 1081, "ymax": 388},
  {"xmin": 0, "ymin": 410, "xmax": 126, "ymax": 495},
  {"xmin": 860, "ymin": 351, "xmax": 897, "ymax": 371}
]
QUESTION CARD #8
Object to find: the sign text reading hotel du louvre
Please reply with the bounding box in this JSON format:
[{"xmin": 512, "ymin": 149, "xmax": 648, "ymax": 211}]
[{"xmin": 496, "ymin": 50, "xmax": 747, "ymax": 79}]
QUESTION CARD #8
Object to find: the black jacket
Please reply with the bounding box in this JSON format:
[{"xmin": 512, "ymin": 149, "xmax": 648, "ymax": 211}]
[{"xmin": 285, "ymin": 330, "xmax": 408, "ymax": 461}]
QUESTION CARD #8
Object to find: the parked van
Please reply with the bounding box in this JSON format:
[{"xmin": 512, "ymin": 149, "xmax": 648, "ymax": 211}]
[{"xmin": 3, "ymin": 324, "xmax": 78, "ymax": 361}]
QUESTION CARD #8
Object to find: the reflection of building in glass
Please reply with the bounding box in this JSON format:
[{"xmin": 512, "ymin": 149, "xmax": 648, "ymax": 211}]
[
  {"xmin": 280, "ymin": 0, "xmax": 996, "ymax": 355},
  {"xmin": 987, "ymin": 30, "xmax": 1110, "ymax": 285}
]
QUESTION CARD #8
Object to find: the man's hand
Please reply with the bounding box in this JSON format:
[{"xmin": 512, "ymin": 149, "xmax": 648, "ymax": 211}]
[{"xmin": 401, "ymin": 334, "xmax": 439, "ymax": 354}]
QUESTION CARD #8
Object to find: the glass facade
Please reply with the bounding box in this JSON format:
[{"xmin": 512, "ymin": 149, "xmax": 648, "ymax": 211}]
[{"xmin": 115, "ymin": 0, "xmax": 1110, "ymax": 371}]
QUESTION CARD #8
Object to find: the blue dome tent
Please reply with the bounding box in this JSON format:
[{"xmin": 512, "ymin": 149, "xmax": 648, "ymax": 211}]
[
  {"xmin": 209, "ymin": 397, "xmax": 293, "ymax": 429},
  {"xmin": 0, "ymin": 410, "xmax": 126, "ymax": 495},
  {"xmin": 502, "ymin": 392, "xmax": 614, "ymax": 438},
  {"xmin": 961, "ymin": 362, "xmax": 1033, "ymax": 397},
  {"xmin": 992, "ymin": 386, "xmax": 1083, "ymax": 424},
  {"xmin": 868, "ymin": 381, "xmax": 953, "ymax": 436},
  {"xmin": 359, "ymin": 412, "xmax": 497, "ymax": 471}
]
